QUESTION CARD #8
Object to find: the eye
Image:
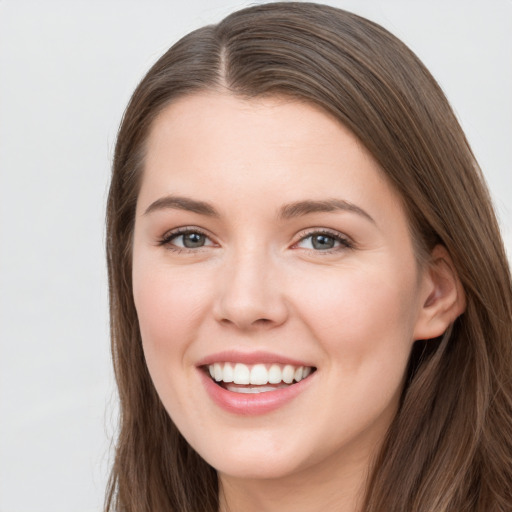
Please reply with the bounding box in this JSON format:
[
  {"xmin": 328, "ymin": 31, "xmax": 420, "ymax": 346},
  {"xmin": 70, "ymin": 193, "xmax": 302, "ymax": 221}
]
[
  {"xmin": 175, "ymin": 232, "xmax": 208, "ymax": 248},
  {"xmin": 295, "ymin": 231, "xmax": 352, "ymax": 251},
  {"xmin": 159, "ymin": 228, "xmax": 215, "ymax": 250}
]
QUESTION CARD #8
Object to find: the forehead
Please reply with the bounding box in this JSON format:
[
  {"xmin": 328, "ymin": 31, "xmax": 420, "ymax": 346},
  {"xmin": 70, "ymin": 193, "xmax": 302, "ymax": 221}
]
[
  {"xmin": 139, "ymin": 92, "xmax": 406, "ymax": 226},
  {"xmin": 146, "ymin": 92, "xmax": 370, "ymax": 166},
  {"xmin": 145, "ymin": 94, "xmax": 378, "ymax": 180}
]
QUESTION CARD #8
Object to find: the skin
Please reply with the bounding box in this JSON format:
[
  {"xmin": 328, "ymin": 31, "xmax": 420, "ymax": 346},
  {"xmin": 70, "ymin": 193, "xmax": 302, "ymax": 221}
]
[{"xmin": 132, "ymin": 92, "xmax": 463, "ymax": 512}]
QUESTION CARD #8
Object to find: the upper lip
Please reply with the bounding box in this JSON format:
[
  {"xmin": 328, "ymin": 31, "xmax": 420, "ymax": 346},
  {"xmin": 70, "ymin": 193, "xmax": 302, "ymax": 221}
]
[{"xmin": 196, "ymin": 350, "xmax": 315, "ymax": 368}]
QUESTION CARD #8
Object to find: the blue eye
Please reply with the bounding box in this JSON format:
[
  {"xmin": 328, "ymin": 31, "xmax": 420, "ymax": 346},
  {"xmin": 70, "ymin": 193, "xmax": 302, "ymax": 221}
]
[
  {"xmin": 175, "ymin": 232, "xmax": 207, "ymax": 248},
  {"xmin": 159, "ymin": 229, "xmax": 214, "ymax": 250},
  {"xmin": 296, "ymin": 231, "xmax": 351, "ymax": 251}
]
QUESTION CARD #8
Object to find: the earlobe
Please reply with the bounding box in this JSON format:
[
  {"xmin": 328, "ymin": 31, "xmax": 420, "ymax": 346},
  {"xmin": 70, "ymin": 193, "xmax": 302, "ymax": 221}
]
[{"xmin": 413, "ymin": 245, "xmax": 466, "ymax": 341}]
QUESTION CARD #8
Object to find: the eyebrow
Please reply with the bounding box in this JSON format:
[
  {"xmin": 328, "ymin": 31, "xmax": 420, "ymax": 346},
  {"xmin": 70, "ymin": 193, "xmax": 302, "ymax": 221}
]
[
  {"xmin": 278, "ymin": 199, "xmax": 375, "ymax": 224},
  {"xmin": 143, "ymin": 195, "xmax": 374, "ymax": 224},
  {"xmin": 144, "ymin": 195, "xmax": 219, "ymax": 217}
]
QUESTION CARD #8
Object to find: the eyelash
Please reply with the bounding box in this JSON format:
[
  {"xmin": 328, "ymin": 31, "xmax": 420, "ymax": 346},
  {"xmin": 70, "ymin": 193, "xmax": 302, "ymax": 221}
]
[{"xmin": 158, "ymin": 227, "xmax": 353, "ymax": 254}]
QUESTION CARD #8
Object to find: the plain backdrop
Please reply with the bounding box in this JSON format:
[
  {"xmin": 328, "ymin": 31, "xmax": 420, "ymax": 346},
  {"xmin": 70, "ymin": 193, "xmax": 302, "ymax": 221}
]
[{"xmin": 0, "ymin": 1, "xmax": 510, "ymax": 511}]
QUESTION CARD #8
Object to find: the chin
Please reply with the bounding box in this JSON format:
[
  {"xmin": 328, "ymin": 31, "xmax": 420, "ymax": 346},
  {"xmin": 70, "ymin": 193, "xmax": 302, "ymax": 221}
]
[
  {"xmin": 212, "ymin": 454, "xmax": 304, "ymax": 481},
  {"xmin": 190, "ymin": 430, "xmax": 319, "ymax": 481}
]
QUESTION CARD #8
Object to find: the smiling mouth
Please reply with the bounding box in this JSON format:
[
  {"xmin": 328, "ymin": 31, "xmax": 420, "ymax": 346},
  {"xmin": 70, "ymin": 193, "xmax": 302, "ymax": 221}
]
[{"xmin": 205, "ymin": 362, "xmax": 316, "ymax": 394}]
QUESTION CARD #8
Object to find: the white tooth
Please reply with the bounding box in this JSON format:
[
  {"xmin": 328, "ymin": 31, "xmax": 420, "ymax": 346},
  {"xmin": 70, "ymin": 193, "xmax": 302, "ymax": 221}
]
[
  {"xmin": 223, "ymin": 362, "xmax": 234, "ymax": 383},
  {"xmin": 268, "ymin": 364, "xmax": 283, "ymax": 384},
  {"xmin": 294, "ymin": 366, "xmax": 303, "ymax": 382},
  {"xmin": 208, "ymin": 365, "xmax": 215, "ymax": 378},
  {"xmin": 233, "ymin": 363, "xmax": 250, "ymax": 384},
  {"xmin": 226, "ymin": 384, "xmax": 287, "ymax": 394},
  {"xmin": 303, "ymin": 367, "xmax": 311, "ymax": 378},
  {"xmin": 230, "ymin": 387, "xmax": 258, "ymax": 394},
  {"xmin": 214, "ymin": 363, "xmax": 223, "ymax": 382},
  {"xmin": 250, "ymin": 364, "xmax": 269, "ymax": 385},
  {"xmin": 282, "ymin": 365, "xmax": 294, "ymax": 384}
]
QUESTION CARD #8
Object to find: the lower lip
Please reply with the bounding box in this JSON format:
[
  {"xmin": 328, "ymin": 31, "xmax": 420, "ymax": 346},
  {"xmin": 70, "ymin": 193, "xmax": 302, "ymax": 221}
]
[{"xmin": 199, "ymin": 370, "xmax": 314, "ymax": 415}]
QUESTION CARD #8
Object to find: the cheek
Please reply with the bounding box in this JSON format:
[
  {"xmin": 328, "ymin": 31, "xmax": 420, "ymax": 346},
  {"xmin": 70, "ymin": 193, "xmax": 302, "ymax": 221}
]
[
  {"xmin": 132, "ymin": 257, "xmax": 212, "ymax": 363},
  {"xmin": 292, "ymin": 261, "xmax": 419, "ymax": 436},
  {"xmin": 293, "ymin": 259, "xmax": 419, "ymax": 365},
  {"xmin": 132, "ymin": 257, "xmax": 216, "ymax": 429}
]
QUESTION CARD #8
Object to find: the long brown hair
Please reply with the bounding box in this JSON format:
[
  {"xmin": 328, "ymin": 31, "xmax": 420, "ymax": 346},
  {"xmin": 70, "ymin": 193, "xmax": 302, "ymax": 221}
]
[{"xmin": 105, "ymin": 3, "xmax": 512, "ymax": 511}]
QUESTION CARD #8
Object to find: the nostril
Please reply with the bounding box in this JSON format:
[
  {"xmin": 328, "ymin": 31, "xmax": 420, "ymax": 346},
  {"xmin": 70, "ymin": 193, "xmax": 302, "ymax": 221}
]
[
  {"xmin": 219, "ymin": 317, "xmax": 274, "ymax": 328},
  {"xmin": 253, "ymin": 318, "xmax": 272, "ymax": 325}
]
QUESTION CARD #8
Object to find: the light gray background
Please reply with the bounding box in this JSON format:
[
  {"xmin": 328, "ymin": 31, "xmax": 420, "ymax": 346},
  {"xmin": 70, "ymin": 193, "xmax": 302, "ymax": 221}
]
[{"xmin": 0, "ymin": 1, "xmax": 510, "ymax": 511}]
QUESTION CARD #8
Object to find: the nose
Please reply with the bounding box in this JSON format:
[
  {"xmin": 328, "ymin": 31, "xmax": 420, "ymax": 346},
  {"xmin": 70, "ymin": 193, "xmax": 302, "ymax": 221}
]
[{"xmin": 213, "ymin": 249, "xmax": 289, "ymax": 331}]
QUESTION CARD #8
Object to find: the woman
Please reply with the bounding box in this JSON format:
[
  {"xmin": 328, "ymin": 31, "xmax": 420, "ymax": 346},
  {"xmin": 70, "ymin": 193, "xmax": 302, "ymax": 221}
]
[{"xmin": 105, "ymin": 3, "xmax": 512, "ymax": 511}]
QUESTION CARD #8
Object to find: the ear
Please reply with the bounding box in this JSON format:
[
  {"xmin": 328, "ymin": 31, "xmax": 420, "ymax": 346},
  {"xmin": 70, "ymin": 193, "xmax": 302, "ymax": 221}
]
[{"xmin": 413, "ymin": 245, "xmax": 466, "ymax": 341}]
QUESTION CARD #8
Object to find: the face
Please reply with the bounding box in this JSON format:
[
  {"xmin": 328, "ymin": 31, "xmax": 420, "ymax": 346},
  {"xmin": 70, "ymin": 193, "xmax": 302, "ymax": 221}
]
[{"xmin": 132, "ymin": 92, "xmax": 429, "ymax": 483}]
